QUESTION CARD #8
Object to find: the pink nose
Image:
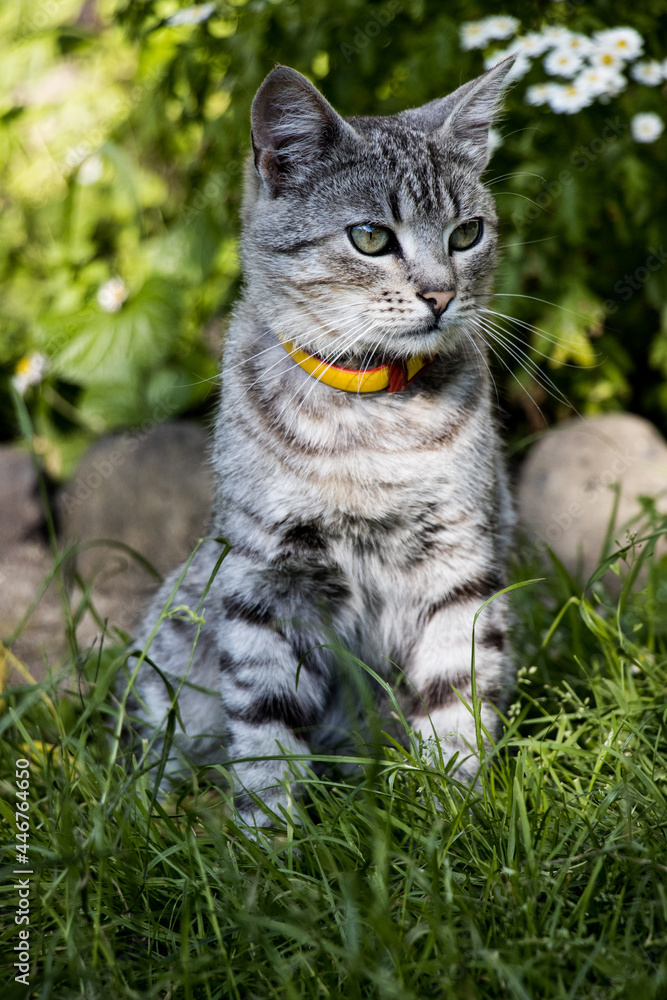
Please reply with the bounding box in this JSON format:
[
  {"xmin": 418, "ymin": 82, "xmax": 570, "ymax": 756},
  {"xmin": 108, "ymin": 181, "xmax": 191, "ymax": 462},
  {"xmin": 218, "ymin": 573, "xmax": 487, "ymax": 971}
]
[{"xmin": 420, "ymin": 289, "xmax": 455, "ymax": 317}]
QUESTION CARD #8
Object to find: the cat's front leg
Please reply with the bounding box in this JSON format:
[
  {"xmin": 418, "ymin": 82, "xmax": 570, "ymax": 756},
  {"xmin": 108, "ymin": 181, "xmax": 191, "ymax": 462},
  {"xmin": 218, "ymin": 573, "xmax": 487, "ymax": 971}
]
[
  {"xmin": 406, "ymin": 588, "xmax": 510, "ymax": 780},
  {"xmin": 218, "ymin": 609, "xmax": 331, "ymax": 827},
  {"xmin": 124, "ymin": 544, "xmax": 332, "ymax": 827}
]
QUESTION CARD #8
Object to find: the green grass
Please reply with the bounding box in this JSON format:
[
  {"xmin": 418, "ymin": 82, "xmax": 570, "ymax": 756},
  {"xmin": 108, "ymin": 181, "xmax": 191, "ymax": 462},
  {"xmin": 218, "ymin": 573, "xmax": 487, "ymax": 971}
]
[{"xmin": 2, "ymin": 521, "xmax": 667, "ymax": 999}]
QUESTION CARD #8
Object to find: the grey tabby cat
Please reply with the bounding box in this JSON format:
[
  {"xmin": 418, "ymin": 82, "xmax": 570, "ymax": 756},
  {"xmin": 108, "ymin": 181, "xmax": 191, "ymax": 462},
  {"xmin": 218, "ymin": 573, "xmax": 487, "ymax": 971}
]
[{"xmin": 124, "ymin": 60, "xmax": 516, "ymax": 825}]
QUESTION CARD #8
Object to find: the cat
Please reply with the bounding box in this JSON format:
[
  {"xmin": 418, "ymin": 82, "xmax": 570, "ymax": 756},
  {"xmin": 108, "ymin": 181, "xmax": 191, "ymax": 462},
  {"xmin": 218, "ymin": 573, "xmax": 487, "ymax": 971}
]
[{"xmin": 122, "ymin": 59, "xmax": 516, "ymax": 826}]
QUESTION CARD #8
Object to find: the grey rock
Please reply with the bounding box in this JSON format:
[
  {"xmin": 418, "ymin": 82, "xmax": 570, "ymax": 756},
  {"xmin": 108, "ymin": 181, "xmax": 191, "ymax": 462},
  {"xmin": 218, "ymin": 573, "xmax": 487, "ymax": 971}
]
[
  {"xmin": 0, "ymin": 542, "xmax": 67, "ymax": 684},
  {"xmin": 517, "ymin": 413, "xmax": 667, "ymax": 585},
  {"xmin": 0, "ymin": 445, "xmax": 42, "ymax": 548},
  {"xmin": 58, "ymin": 420, "xmax": 215, "ymax": 643}
]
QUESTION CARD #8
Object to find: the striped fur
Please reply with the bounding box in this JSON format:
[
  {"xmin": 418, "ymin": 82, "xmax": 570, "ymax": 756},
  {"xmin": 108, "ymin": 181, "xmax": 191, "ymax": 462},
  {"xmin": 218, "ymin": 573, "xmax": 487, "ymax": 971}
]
[{"xmin": 125, "ymin": 62, "xmax": 516, "ymax": 825}]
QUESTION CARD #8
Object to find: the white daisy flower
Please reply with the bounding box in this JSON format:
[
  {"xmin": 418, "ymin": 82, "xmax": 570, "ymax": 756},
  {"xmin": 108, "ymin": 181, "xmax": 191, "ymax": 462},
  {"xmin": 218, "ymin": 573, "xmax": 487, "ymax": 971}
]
[
  {"xmin": 77, "ymin": 154, "xmax": 104, "ymax": 186},
  {"xmin": 630, "ymin": 112, "xmax": 664, "ymax": 143},
  {"xmin": 542, "ymin": 26, "xmax": 572, "ymax": 47},
  {"xmin": 508, "ymin": 53, "xmax": 532, "ymax": 80},
  {"xmin": 558, "ymin": 33, "xmax": 595, "ymax": 57},
  {"xmin": 601, "ymin": 72, "xmax": 627, "ymax": 98},
  {"xmin": 575, "ymin": 66, "xmax": 626, "ymax": 98},
  {"xmin": 482, "ymin": 15, "xmax": 521, "ymax": 41},
  {"xmin": 631, "ymin": 60, "xmax": 664, "ymax": 86},
  {"xmin": 12, "ymin": 352, "xmax": 48, "ymax": 395},
  {"xmin": 525, "ymin": 82, "xmax": 556, "ymax": 106},
  {"xmin": 544, "ymin": 47, "xmax": 584, "ymax": 78},
  {"xmin": 97, "ymin": 277, "xmax": 129, "ymax": 312},
  {"xmin": 166, "ymin": 3, "xmax": 215, "ymax": 27},
  {"xmin": 514, "ymin": 32, "xmax": 551, "ymax": 57},
  {"xmin": 460, "ymin": 21, "xmax": 491, "ymax": 50},
  {"xmin": 592, "ymin": 27, "xmax": 643, "ymax": 61},
  {"xmin": 589, "ymin": 47, "xmax": 628, "ymax": 72},
  {"xmin": 548, "ymin": 82, "xmax": 594, "ymax": 114}
]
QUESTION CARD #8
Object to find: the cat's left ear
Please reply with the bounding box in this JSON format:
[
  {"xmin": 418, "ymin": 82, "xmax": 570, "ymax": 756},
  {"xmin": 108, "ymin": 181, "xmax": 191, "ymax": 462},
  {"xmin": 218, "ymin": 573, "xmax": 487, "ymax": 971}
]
[
  {"xmin": 402, "ymin": 57, "xmax": 515, "ymax": 174},
  {"xmin": 251, "ymin": 65, "xmax": 360, "ymax": 195}
]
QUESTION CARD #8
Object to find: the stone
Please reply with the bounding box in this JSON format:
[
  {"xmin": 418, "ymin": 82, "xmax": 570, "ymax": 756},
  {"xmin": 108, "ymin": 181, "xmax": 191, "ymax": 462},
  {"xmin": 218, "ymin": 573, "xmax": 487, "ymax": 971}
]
[
  {"xmin": 0, "ymin": 447, "xmax": 59, "ymax": 686},
  {"xmin": 516, "ymin": 413, "xmax": 667, "ymax": 586},
  {"xmin": 0, "ymin": 542, "xmax": 68, "ymax": 685},
  {"xmin": 58, "ymin": 420, "xmax": 215, "ymax": 644},
  {"xmin": 0, "ymin": 445, "xmax": 42, "ymax": 548}
]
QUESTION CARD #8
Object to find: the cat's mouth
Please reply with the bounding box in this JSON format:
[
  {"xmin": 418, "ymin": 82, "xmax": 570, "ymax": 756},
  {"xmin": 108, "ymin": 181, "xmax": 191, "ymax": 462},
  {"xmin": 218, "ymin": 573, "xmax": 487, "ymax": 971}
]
[
  {"xmin": 318, "ymin": 315, "xmax": 459, "ymax": 369},
  {"xmin": 391, "ymin": 316, "xmax": 460, "ymax": 352},
  {"xmin": 335, "ymin": 332, "xmax": 446, "ymax": 370}
]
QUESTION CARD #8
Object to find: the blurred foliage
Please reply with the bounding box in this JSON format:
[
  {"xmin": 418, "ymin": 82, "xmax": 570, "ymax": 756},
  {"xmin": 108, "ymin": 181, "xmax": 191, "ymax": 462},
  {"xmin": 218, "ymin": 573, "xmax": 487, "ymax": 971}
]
[{"xmin": 1, "ymin": 0, "xmax": 667, "ymax": 477}]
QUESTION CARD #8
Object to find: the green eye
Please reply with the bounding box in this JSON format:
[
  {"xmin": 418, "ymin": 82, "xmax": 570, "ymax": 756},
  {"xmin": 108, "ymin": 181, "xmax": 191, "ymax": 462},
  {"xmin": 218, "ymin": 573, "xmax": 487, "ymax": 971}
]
[
  {"xmin": 449, "ymin": 219, "xmax": 482, "ymax": 251},
  {"xmin": 349, "ymin": 224, "xmax": 393, "ymax": 256}
]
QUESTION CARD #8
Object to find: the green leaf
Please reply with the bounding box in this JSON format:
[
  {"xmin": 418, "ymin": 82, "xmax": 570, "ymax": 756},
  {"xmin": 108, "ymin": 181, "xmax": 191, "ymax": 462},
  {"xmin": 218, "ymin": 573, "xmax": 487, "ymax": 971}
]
[
  {"xmin": 538, "ymin": 288, "xmax": 604, "ymax": 368},
  {"xmin": 52, "ymin": 276, "xmax": 183, "ymax": 386}
]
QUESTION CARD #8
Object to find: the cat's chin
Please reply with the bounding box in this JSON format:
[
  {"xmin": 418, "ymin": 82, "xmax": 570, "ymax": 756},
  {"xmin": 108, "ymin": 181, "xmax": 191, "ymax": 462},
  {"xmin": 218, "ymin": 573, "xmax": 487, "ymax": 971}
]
[{"xmin": 388, "ymin": 322, "xmax": 465, "ymax": 360}]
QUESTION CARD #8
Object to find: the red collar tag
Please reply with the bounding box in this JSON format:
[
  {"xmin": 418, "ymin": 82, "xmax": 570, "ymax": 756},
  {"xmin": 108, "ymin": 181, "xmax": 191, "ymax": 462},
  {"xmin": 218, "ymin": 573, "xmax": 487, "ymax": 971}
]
[{"xmin": 388, "ymin": 360, "xmax": 409, "ymax": 393}]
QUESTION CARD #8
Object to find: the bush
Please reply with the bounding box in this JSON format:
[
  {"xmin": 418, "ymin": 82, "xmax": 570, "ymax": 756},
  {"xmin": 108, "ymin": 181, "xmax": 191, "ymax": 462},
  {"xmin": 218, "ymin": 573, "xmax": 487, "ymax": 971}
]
[{"xmin": 1, "ymin": 0, "xmax": 667, "ymax": 477}]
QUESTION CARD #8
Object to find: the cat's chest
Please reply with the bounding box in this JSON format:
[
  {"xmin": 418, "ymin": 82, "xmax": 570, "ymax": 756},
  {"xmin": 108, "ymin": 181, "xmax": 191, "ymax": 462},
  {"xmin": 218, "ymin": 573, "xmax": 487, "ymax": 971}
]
[
  {"xmin": 290, "ymin": 427, "xmax": 494, "ymax": 604},
  {"xmin": 260, "ymin": 382, "xmax": 487, "ymax": 513},
  {"xmin": 219, "ymin": 352, "xmax": 496, "ymax": 588}
]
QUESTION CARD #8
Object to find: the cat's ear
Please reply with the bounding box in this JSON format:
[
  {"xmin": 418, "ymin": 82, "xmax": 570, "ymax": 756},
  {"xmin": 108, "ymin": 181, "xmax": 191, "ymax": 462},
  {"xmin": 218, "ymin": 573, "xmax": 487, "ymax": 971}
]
[
  {"xmin": 401, "ymin": 58, "xmax": 515, "ymax": 174},
  {"xmin": 251, "ymin": 66, "xmax": 359, "ymax": 194}
]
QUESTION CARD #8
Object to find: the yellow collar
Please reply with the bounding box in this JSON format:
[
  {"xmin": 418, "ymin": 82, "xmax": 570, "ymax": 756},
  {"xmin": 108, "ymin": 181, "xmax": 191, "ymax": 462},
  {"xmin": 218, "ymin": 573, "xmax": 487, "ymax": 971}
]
[{"xmin": 278, "ymin": 336, "xmax": 433, "ymax": 393}]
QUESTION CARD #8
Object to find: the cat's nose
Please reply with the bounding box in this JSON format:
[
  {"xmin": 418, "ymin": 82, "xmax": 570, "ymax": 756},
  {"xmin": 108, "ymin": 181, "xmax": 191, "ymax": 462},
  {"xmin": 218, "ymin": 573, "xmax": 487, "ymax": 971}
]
[{"xmin": 418, "ymin": 289, "xmax": 455, "ymax": 318}]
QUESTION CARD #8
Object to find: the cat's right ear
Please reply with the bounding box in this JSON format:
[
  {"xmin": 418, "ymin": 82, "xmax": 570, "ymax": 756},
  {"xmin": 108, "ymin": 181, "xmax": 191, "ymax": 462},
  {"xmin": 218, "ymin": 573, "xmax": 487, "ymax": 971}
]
[
  {"xmin": 251, "ymin": 66, "xmax": 359, "ymax": 195},
  {"xmin": 401, "ymin": 58, "xmax": 516, "ymax": 175}
]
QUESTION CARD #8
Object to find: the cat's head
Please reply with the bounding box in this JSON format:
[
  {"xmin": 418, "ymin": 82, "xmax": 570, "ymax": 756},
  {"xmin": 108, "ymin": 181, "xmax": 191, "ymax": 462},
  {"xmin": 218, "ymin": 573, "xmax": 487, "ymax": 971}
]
[{"xmin": 241, "ymin": 62, "xmax": 514, "ymax": 366}]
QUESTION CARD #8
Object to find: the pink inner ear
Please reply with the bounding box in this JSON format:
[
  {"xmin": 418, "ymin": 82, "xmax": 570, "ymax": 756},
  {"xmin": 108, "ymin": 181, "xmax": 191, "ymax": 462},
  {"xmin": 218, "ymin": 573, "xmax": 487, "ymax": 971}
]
[
  {"xmin": 256, "ymin": 148, "xmax": 283, "ymax": 187},
  {"xmin": 250, "ymin": 66, "xmax": 361, "ymax": 193},
  {"xmin": 251, "ymin": 68, "xmax": 333, "ymax": 158}
]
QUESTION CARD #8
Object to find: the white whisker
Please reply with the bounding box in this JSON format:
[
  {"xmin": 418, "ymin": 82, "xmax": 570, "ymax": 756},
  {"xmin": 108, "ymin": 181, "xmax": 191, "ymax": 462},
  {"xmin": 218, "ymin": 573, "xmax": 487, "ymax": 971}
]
[
  {"xmin": 469, "ymin": 318, "xmax": 551, "ymax": 423},
  {"xmin": 470, "ymin": 316, "xmax": 575, "ymax": 412},
  {"xmin": 474, "ymin": 316, "xmax": 565, "ymax": 395},
  {"xmin": 486, "ymin": 170, "xmax": 546, "ymax": 187},
  {"xmin": 460, "ymin": 320, "xmax": 500, "ymax": 408},
  {"xmin": 481, "ymin": 311, "xmax": 595, "ymax": 368},
  {"xmin": 276, "ymin": 319, "xmax": 379, "ymax": 432},
  {"xmin": 483, "ymin": 307, "xmax": 586, "ymax": 352},
  {"xmin": 497, "ymin": 237, "xmax": 556, "ymax": 249},
  {"xmin": 492, "ymin": 292, "xmax": 596, "ymax": 320}
]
